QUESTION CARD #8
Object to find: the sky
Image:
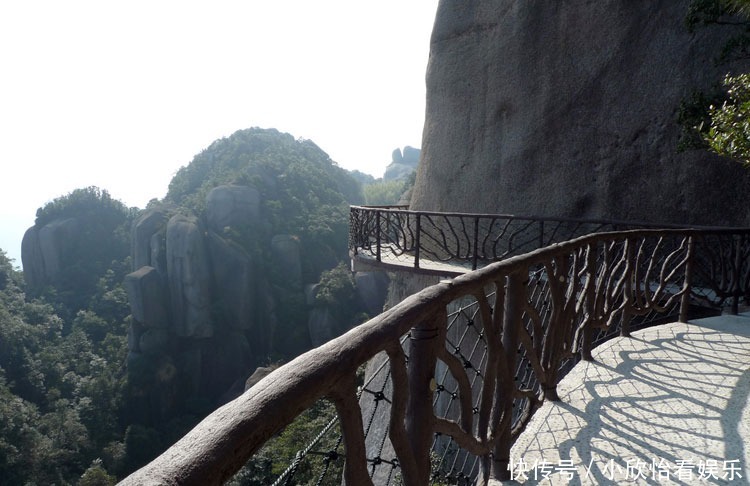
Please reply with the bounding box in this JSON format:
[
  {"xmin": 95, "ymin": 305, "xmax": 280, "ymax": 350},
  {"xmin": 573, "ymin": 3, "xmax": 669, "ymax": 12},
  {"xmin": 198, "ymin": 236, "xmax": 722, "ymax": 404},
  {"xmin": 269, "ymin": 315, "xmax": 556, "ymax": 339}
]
[{"xmin": 0, "ymin": 1, "xmax": 439, "ymax": 268}]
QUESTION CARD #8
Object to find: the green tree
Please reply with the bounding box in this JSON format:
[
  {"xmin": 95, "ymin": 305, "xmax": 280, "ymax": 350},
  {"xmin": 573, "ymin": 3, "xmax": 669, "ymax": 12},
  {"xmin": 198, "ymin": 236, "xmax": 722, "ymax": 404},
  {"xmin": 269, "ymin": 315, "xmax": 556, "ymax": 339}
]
[
  {"xmin": 703, "ymin": 72, "xmax": 750, "ymax": 165},
  {"xmin": 689, "ymin": 0, "xmax": 750, "ymax": 165},
  {"xmin": 680, "ymin": 0, "xmax": 750, "ymax": 150},
  {"xmin": 0, "ymin": 247, "xmax": 126, "ymax": 483},
  {"xmin": 363, "ymin": 178, "xmax": 409, "ymax": 205}
]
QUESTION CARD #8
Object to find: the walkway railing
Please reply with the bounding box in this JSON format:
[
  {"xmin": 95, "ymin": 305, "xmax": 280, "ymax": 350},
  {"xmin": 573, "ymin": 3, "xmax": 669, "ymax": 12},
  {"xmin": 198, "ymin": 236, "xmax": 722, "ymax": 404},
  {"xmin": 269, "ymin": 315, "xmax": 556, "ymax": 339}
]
[
  {"xmin": 122, "ymin": 224, "xmax": 750, "ymax": 485},
  {"xmin": 349, "ymin": 205, "xmax": 698, "ymax": 274}
]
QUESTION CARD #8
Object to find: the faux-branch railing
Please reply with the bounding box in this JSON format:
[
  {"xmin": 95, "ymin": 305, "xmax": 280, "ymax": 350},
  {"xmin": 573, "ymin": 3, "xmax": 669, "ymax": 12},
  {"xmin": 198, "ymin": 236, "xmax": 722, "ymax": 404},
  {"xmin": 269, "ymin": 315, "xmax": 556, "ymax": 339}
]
[
  {"xmin": 348, "ymin": 205, "xmax": 706, "ymax": 274},
  {"xmin": 121, "ymin": 225, "xmax": 750, "ymax": 485}
]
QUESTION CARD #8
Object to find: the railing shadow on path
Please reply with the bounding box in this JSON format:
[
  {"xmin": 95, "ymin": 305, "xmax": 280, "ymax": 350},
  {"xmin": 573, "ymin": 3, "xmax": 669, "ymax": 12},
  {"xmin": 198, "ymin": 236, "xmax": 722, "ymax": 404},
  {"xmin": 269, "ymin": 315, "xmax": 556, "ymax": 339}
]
[{"xmin": 508, "ymin": 315, "xmax": 750, "ymax": 485}]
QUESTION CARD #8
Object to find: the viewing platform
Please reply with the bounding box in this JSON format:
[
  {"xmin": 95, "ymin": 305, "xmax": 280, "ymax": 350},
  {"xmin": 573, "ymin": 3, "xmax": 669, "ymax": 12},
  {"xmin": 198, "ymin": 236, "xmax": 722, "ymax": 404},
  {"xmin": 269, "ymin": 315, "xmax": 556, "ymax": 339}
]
[{"xmin": 348, "ymin": 205, "xmax": 711, "ymax": 277}]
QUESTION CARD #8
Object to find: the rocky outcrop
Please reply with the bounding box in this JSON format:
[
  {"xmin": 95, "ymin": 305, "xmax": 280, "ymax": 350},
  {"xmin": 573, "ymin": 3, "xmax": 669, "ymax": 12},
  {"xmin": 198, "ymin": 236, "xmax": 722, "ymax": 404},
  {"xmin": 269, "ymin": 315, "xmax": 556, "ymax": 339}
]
[
  {"xmin": 123, "ymin": 184, "xmax": 388, "ymax": 414},
  {"xmin": 124, "ymin": 266, "xmax": 168, "ymax": 329},
  {"xmin": 383, "ymin": 146, "xmax": 420, "ymax": 181},
  {"xmin": 166, "ymin": 214, "xmax": 213, "ymax": 338},
  {"xmin": 132, "ymin": 207, "xmax": 173, "ymax": 271},
  {"xmin": 355, "ymin": 271, "xmax": 390, "ymax": 316},
  {"xmin": 271, "ymin": 234, "xmax": 302, "ymax": 289},
  {"xmin": 307, "ymin": 307, "xmax": 337, "ymax": 347},
  {"xmin": 21, "ymin": 218, "xmax": 80, "ymax": 287},
  {"xmin": 205, "ymin": 185, "xmax": 261, "ymax": 233},
  {"xmin": 20, "ymin": 226, "xmax": 45, "ymax": 289},
  {"xmin": 207, "ymin": 233, "xmax": 256, "ymax": 330},
  {"xmin": 412, "ymin": 1, "xmax": 750, "ymax": 226}
]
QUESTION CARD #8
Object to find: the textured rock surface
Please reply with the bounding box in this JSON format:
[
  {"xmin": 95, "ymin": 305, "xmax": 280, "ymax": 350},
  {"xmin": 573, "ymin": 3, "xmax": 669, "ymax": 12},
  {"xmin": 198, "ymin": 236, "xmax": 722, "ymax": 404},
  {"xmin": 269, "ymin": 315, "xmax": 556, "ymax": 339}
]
[
  {"xmin": 20, "ymin": 226, "xmax": 44, "ymax": 289},
  {"xmin": 131, "ymin": 207, "xmax": 172, "ymax": 270},
  {"xmin": 307, "ymin": 307, "xmax": 338, "ymax": 349},
  {"xmin": 384, "ymin": 146, "xmax": 421, "ymax": 181},
  {"xmin": 124, "ymin": 266, "xmax": 168, "ymax": 329},
  {"xmin": 412, "ymin": 0, "xmax": 750, "ymax": 226},
  {"xmin": 354, "ymin": 271, "xmax": 390, "ymax": 316},
  {"xmin": 271, "ymin": 234, "xmax": 302, "ymax": 288},
  {"xmin": 38, "ymin": 218, "xmax": 80, "ymax": 279},
  {"xmin": 207, "ymin": 232, "xmax": 257, "ymax": 331},
  {"xmin": 206, "ymin": 185, "xmax": 261, "ymax": 234},
  {"xmin": 166, "ymin": 214, "xmax": 213, "ymax": 338},
  {"xmin": 22, "ymin": 218, "xmax": 80, "ymax": 286}
]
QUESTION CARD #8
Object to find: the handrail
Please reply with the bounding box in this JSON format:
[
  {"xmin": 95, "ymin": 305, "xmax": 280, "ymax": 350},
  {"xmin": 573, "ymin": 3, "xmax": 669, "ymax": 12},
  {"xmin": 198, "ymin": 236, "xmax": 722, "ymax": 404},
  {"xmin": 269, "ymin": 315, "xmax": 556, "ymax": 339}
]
[
  {"xmin": 348, "ymin": 205, "xmax": 745, "ymax": 274},
  {"xmin": 122, "ymin": 226, "xmax": 750, "ymax": 485}
]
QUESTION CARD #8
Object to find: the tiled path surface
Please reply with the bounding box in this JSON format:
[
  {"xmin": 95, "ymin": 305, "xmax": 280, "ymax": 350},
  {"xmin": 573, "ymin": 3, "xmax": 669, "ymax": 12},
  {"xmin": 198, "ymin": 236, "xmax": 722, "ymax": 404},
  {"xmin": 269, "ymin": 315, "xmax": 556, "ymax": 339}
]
[{"xmin": 504, "ymin": 314, "xmax": 750, "ymax": 485}]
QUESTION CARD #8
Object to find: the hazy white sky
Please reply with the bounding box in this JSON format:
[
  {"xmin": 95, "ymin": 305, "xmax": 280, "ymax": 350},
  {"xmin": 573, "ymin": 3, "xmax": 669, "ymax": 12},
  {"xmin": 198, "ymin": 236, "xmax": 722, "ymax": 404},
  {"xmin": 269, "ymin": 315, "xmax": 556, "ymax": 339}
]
[{"xmin": 0, "ymin": 1, "xmax": 439, "ymax": 267}]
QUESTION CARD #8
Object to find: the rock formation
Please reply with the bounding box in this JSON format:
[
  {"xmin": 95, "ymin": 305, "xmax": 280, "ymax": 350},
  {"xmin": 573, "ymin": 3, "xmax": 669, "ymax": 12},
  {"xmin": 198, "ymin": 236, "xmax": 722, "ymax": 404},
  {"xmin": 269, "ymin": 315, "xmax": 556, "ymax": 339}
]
[
  {"xmin": 123, "ymin": 185, "xmax": 389, "ymax": 412},
  {"xmin": 412, "ymin": 0, "xmax": 750, "ymax": 226},
  {"xmin": 384, "ymin": 146, "xmax": 420, "ymax": 181},
  {"xmin": 124, "ymin": 187, "xmax": 273, "ymax": 405},
  {"xmin": 21, "ymin": 217, "xmax": 80, "ymax": 287}
]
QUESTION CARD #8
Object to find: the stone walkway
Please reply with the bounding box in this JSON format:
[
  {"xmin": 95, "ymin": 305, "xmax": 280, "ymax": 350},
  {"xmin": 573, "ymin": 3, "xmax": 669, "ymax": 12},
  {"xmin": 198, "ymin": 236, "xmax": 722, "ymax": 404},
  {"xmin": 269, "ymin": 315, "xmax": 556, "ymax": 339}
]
[
  {"xmin": 351, "ymin": 248, "xmax": 475, "ymax": 276},
  {"xmin": 504, "ymin": 314, "xmax": 750, "ymax": 485}
]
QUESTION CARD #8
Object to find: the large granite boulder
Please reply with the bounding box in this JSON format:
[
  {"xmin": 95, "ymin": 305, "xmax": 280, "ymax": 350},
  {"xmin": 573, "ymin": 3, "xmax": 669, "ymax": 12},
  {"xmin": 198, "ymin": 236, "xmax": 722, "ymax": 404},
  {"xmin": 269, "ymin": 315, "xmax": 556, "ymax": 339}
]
[
  {"xmin": 412, "ymin": 0, "xmax": 750, "ymax": 226},
  {"xmin": 166, "ymin": 214, "xmax": 213, "ymax": 338},
  {"xmin": 207, "ymin": 232, "xmax": 256, "ymax": 331},
  {"xmin": 132, "ymin": 207, "xmax": 173, "ymax": 270},
  {"xmin": 21, "ymin": 226, "xmax": 45, "ymax": 289},
  {"xmin": 205, "ymin": 185, "xmax": 261, "ymax": 234},
  {"xmin": 271, "ymin": 234, "xmax": 302, "ymax": 288},
  {"xmin": 384, "ymin": 146, "xmax": 421, "ymax": 181},
  {"xmin": 124, "ymin": 266, "xmax": 169, "ymax": 329},
  {"xmin": 307, "ymin": 306, "xmax": 338, "ymax": 347},
  {"xmin": 21, "ymin": 218, "xmax": 80, "ymax": 287},
  {"xmin": 354, "ymin": 271, "xmax": 390, "ymax": 316}
]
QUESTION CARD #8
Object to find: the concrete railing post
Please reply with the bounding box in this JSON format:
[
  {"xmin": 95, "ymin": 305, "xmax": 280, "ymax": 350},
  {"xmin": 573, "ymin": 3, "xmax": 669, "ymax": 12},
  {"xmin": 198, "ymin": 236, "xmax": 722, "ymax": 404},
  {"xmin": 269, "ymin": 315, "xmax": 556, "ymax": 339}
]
[
  {"xmin": 491, "ymin": 271, "xmax": 524, "ymax": 481},
  {"xmin": 406, "ymin": 312, "xmax": 442, "ymax": 484}
]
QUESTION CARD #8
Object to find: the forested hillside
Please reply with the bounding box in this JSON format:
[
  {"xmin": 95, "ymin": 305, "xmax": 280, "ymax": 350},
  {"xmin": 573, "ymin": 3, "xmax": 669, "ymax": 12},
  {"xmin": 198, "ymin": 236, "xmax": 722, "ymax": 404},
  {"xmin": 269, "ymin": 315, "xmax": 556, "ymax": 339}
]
[{"xmin": 2, "ymin": 127, "xmax": 391, "ymax": 484}]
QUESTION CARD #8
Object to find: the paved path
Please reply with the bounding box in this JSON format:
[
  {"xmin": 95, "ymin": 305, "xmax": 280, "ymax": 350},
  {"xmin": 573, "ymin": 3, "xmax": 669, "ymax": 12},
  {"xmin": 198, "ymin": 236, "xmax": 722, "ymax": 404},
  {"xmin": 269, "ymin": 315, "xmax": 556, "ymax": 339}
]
[
  {"xmin": 504, "ymin": 314, "xmax": 750, "ymax": 485},
  {"xmin": 352, "ymin": 249, "xmax": 476, "ymax": 276}
]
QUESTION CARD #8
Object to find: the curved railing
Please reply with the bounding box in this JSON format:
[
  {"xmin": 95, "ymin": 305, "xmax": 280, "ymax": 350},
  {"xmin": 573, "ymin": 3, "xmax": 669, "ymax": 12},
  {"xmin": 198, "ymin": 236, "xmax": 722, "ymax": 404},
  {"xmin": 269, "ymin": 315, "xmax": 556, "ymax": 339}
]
[
  {"xmin": 122, "ymin": 226, "xmax": 750, "ymax": 485},
  {"xmin": 349, "ymin": 205, "xmax": 700, "ymax": 274}
]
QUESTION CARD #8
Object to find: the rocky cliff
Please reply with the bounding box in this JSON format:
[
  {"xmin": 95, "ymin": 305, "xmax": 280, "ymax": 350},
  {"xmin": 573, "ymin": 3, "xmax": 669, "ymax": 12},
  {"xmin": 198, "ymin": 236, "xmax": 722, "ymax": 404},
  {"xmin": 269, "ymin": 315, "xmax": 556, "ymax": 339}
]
[
  {"xmin": 21, "ymin": 129, "xmax": 391, "ymax": 418},
  {"xmin": 412, "ymin": 1, "xmax": 750, "ymax": 225}
]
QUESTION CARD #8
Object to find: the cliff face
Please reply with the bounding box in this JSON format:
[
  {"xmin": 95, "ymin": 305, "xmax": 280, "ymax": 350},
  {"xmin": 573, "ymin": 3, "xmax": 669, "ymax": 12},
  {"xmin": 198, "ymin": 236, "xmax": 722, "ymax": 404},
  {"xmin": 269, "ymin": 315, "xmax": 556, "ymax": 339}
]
[{"xmin": 412, "ymin": 1, "xmax": 750, "ymax": 225}]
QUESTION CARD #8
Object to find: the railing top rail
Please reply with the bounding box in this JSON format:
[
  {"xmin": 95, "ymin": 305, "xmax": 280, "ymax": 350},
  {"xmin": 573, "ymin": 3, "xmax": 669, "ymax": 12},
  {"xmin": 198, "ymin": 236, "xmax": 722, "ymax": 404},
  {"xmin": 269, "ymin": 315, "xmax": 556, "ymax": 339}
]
[{"xmin": 350, "ymin": 205, "xmax": 749, "ymax": 232}]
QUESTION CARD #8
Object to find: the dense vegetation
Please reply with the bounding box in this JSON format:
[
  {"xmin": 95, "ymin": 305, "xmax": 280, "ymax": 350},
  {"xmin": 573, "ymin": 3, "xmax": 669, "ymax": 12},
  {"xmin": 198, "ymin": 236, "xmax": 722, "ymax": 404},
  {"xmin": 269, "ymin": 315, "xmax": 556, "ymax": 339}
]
[
  {"xmin": 693, "ymin": 1, "xmax": 750, "ymax": 166},
  {"xmin": 680, "ymin": 0, "xmax": 750, "ymax": 152},
  {"xmin": 0, "ymin": 249, "xmax": 126, "ymax": 484},
  {"xmin": 0, "ymin": 128, "xmax": 402, "ymax": 484},
  {"xmin": 167, "ymin": 128, "xmax": 363, "ymax": 283}
]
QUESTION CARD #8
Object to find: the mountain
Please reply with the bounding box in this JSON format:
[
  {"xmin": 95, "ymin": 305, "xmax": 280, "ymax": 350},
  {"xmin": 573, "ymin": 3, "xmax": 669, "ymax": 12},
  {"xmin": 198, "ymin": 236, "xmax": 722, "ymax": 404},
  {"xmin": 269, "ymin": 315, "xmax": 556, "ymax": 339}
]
[{"xmin": 9, "ymin": 127, "xmax": 390, "ymax": 483}]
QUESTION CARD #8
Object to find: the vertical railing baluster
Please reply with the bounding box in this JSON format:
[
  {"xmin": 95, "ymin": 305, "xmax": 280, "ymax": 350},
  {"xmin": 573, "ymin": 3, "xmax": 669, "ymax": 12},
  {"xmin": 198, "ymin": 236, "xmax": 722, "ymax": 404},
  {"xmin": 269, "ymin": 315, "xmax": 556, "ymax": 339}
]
[
  {"xmin": 621, "ymin": 238, "xmax": 634, "ymax": 337},
  {"xmin": 385, "ymin": 210, "xmax": 391, "ymax": 252},
  {"xmin": 491, "ymin": 271, "xmax": 525, "ymax": 481},
  {"xmin": 376, "ymin": 210, "xmax": 381, "ymax": 262},
  {"xmin": 581, "ymin": 243, "xmax": 596, "ymax": 361},
  {"xmin": 415, "ymin": 213, "xmax": 421, "ymax": 269},
  {"xmin": 732, "ymin": 234, "xmax": 742, "ymax": 315},
  {"xmin": 406, "ymin": 312, "xmax": 442, "ymax": 484},
  {"xmin": 472, "ymin": 216, "xmax": 480, "ymax": 270},
  {"xmin": 680, "ymin": 236, "xmax": 695, "ymax": 323},
  {"xmin": 329, "ymin": 377, "xmax": 374, "ymax": 486}
]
